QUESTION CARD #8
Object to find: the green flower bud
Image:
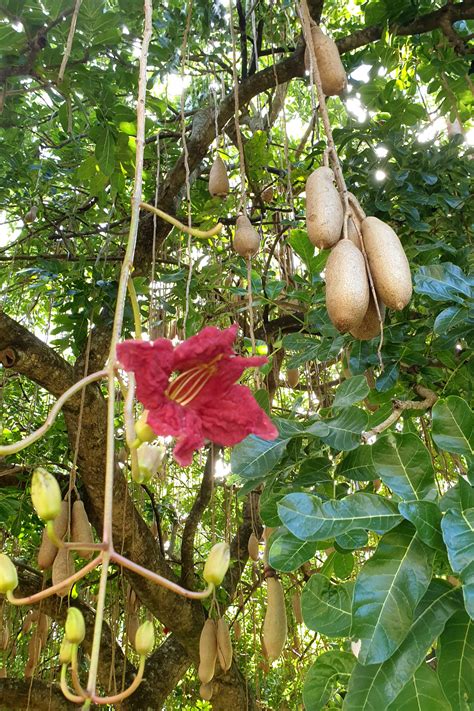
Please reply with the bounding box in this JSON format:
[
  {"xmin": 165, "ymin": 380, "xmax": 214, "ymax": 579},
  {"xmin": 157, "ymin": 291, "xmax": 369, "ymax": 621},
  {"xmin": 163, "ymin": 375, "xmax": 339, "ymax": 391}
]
[
  {"xmin": 0, "ymin": 554, "xmax": 18, "ymax": 594},
  {"xmin": 134, "ymin": 620, "xmax": 155, "ymax": 656},
  {"xmin": 59, "ymin": 637, "xmax": 74, "ymax": 665},
  {"xmin": 134, "ymin": 411, "xmax": 155, "ymax": 444},
  {"xmin": 135, "ymin": 442, "xmax": 166, "ymax": 484},
  {"xmin": 31, "ymin": 468, "xmax": 62, "ymax": 522},
  {"xmin": 203, "ymin": 542, "xmax": 230, "ymax": 587},
  {"xmin": 65, "ymin": 607, "xmax": 85, "ymax": 645}
]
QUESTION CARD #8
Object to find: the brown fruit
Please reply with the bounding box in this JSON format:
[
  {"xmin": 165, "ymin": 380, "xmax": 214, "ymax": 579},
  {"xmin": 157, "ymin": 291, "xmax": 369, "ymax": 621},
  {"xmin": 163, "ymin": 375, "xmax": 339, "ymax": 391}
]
[
  {"xmin": 361, "ymin": 216, "xmax": 412, "ymax": 310},
  {"xmin": 25, "ymin": 659, "xmax": 35, "ymax": 678},
  {"xmin": 200, "ymin": 682, "xmax": 213, "ymax": 701},
  {"xmin": 27, "ymin": 634, "xmax": 42, "ymax": 667},
  {"xmin": 37, "ymin": 613, "xmax": 49, "ymax": 646},
  {"xmin": 325, "ymin": 240, "xmax": 369, "ymax": 333},
  {"xmin": 306, "ymin": 167, "xmax": 343, "ymax": 249},
  {"xmin": 24, "ymin": 206, "xmax": 38, "ymax": 223},
  {"xmin": 287, "ymin": 368, "xmax": 299, "ymax": 388},
  {"xmin": 55, "ymin": 500, "xmax": 70, "ymax": 540},
  {"xmin": 347, "ymin": 214, "xmax": 362, "ymax": 250},
  {"xmin": 261, "ymin": 186, "xmax": 274, "ymax": 203},
  {"xmin": 291, "ymin": 591, "xmax": 303, "ymax": 625},
  {"xmin": 0, "ymin": 625, "xmax": 9, "ymax": 651},
  {"xmin": 350, "ymin": 293, "xmax": 385, "ymax": 340},
  {"xmin": 37, "ymin": 528, "xmax": 58, "ymax": 570},
  {"xmin": 71, "ymin": 500, "xmax": 94, "ymax": 560},
  {"xmin": 22, "ymin": 610, "xmax": 35, "ymax": 635},
  {"xmin": 0, "ymin": 667, "xmax": 6, "ymax": 678},
  {"xmin": 209, "ymin": 156, "xmax": 230, "ymax": 198},
  {"xmin": 198, "ymin": 619, "xmax": 218, "ymax": 683},
  {"xmin": 247, "ymin": 532, "xmax": 260, "ymax": 561},
  {"xmin": 52, "ymin": 548, "xmax": 75, "ymax": 597},
  {"xmin": 263, "ymin": 577, "xmax": 287, "ymax": 661},
  {"xmin": 126, "ymin": 612, "xmax": 140, "ymax": 643},
  {"xmin": 233, "ymin": 619, "xmax": 241, "ymax": 641},
  {"xmin": 233, "ymin": 215, "xmax": 260, "ymax": 257},
  {"xmin": 216, "ymin": 618, "xmax": 233, "ymax": 671},
  {"xmin": 304, "ymin": 25, "xmax": 347, "ymax": 96}
]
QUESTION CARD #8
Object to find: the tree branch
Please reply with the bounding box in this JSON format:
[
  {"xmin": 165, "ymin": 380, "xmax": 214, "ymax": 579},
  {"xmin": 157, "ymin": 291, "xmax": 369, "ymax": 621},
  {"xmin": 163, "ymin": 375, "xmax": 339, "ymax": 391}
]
[{"xmin": 180, "ymin": 445, "xmax": 217, "ymax": 588}]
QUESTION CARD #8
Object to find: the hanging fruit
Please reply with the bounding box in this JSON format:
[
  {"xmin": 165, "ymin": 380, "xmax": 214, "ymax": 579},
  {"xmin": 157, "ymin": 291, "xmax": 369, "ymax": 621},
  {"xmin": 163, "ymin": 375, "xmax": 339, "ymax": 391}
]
[
  {"xmin": 233, "ymin": 215, "xmax": 260, "ymax": 257},
  {"xmin": 209, "ymin": 156, "xmax": 230, "ymax": 197},
  {"xmin": 305, "ymin": 167, "xmax": 343, "ymax": 249},
  {"xmin": 247, "ymin": 532, "xmax": 260, "ymax": 561},
  {"xmin": 361, "ymin": 217, "xmax": 412, "ymax": 310},
  {"xmin": 71, "ymin": 500, "xmax": 94, "ymax": 560},
  {"xmin": 263, "ymin": 576, "xmax": 287, "ymax": 661},
  {"xmin": 216, "ymin": 618, "xmax": 233, "ymax": 671},
  {"xmin": 286, "ymin": 368, "xmax": 299, "ymax": 388},
  {"xmin": 325, "ymin": 239, "xmax": 369, "ymax": 332},
  {"xmin": 350, "ymin": 293, "xmax": 385, "ymax": 341},
  {"xmin": 198, "ymin": 619, "xmax": 218, "ymax": 683},
  {"xmin": 304, "ymin": 24, "xmax": 347, "ymax": 96}
]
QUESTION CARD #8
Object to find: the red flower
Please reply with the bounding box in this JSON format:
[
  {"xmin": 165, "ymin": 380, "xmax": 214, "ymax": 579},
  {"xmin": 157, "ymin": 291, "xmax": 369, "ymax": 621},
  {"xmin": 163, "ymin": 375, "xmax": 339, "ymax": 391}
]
[{"xmin": 116, "ymin": 324, "xmax": 278, "ymax": 466}]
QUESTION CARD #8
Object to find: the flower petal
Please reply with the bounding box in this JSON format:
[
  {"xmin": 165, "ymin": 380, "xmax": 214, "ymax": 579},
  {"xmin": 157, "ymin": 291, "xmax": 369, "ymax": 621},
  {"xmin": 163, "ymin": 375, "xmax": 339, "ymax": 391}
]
[
  {"xmin": 190, "ymin": 355, "xmax": 268, "ymax": 408},
  {"xmin": 199, "ymin": 384, "xmax": 278, "ymax": 446},
  {"xmin": 173, "ymin": 323, "xmax": 238, "ymax": 372},
  {"xmin": 116, "ymin": 339, "xmax": 174, "ymax": 410},
  {"xmin": 146, "ymin": 402, "xmax": 205, "ymax": 466}
]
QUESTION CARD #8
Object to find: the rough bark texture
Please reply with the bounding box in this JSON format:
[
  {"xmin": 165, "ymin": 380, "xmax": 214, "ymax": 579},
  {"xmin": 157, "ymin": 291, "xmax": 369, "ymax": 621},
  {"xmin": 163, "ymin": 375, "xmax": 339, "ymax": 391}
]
[{"xmin": 0, "ymin": 679, "xmax": 76, "ymax": 711}]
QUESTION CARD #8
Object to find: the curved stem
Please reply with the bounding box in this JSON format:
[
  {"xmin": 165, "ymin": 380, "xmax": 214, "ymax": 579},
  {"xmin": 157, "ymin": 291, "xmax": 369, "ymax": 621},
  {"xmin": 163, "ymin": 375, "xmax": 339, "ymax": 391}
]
[
  {"xmin": 139, "ymin": 202, "xmax": 223, "ymax": 238},
  {"xmin": 7, "ymin": 556, "xmax": 102, "ymax": 605},
  {"xmin": 61, "ymin": 664, "xmax": 86, "ymax": 703},
  {"xmin": 71, "ymin": 645, "xmax": 89, "ymax": 699},
  {"xmin": 127, "ymin": 277, "xmax": 142, "ymax": 338},
  {"xmin": 46, "ymin": 519, "xmax": 65, "ymax": 548},
  {"xmin": 91, "ymin": 656, "xmax": 146, "ymax": 705},
  {"xmin": 0, "ymin": 369, "xmax": 108, "ymax": 456},
  {"xmin": 111, "ymin": 551, "xmax": 215, "ymax": 599}
]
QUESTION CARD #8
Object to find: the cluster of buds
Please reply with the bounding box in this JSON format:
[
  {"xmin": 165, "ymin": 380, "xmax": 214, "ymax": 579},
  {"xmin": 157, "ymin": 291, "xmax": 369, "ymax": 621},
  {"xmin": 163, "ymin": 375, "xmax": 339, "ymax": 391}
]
[{"xmin": 135, "ymin": 442, "xmax": 166, "ymax": 485}]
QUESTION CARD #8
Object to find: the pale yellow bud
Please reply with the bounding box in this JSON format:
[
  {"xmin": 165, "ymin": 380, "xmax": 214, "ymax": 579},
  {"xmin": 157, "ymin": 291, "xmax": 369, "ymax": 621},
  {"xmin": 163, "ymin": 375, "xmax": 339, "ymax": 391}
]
[
  {"xmin": 0, "ymin": 554, "xmax": 18, "ymax": 594},
  {"xmin": 65, "ymin": 608, "xmax": 85, "ymax": 645},
  {"xmin": 134, "ymin": 620, "xmax": 155, "ymax": 656},
  {"xmin": 135, "ymin": 442, "xmax": 166, "ymax": 484},
  {"xmin": 203, "ymin": 542, "xmax": 230, "ymax": 587},
  {"xmin": 31, "ymin": 468, "xmax": 62, "ymax": 522},
  {"xmin": 134, "ymin": 411, "xmax": 155, "ymax": 444},
  {"xmin": 59, "ymin": 638, "xmax": 74, "ymax": 665}
]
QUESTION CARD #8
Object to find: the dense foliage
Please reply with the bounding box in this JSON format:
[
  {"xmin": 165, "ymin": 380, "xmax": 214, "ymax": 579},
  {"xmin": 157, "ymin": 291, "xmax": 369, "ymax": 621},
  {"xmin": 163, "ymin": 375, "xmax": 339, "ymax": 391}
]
[{"xmin": 0, "ymin": 0, "xmax": 473, "ymax": 709}]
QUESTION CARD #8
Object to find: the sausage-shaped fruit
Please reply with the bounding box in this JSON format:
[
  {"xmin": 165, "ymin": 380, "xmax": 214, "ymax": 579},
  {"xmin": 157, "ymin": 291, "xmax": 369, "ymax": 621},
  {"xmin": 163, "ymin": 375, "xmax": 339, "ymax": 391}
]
[
  {"xmin": 263, "ymin": 577, "xmax": 287, "ymax": 661},
  {"xmin": 209, "ymin": 156, "xmax": 229, "ymax": 198},
  {"xmin": 233, "ymin": 215, "xmax": 260, "ymax": 257},
  {"xmin": 361, "ymin": 217, "xmax": 412, "ymax": 310},
  {"xmin": 350, "ymin": 293, "xmax": 385, "ymax": 340},
  {"xmin": 304, "ymin": 25, "xmax": 347, "ymax": 96},
  {"xmin": 306, "ymin": 167, "xmax": 343, "ymax": 249},
  {"xmin": 198, "ymin": 619, "xmax": 218, "ymax": 683},
  {"xmin": 325, "ymin": 240, "xmax": 369, "ymax": 332}
]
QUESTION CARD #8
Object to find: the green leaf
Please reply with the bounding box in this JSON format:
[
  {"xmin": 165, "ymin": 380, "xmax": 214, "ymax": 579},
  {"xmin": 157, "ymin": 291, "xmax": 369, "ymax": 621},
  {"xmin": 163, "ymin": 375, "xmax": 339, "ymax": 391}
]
[
  {"xmin": 432, "ymin": 397, "xmax": 474, "ymax": 456},
  {"xmin": 335, "ymin": 529, "xmax": 369, "ymax": 551},
  {"xmin": 414, "ymin": 263, "xmax": 471, "ymax": 304},
  {"xmin": 441, "ymin": 507, "xmax": 474, "ymax": 618},
  {"xmin": 288, "ymin": 229, "xmax": 315, "ymax": 271},
  {"xmin": 278, "ymin": 492, "xmax": 402, "ymax": 541},
  {"xmin": 321, "ymin": 407, "xmax": 369, "ymax": 451},
  {"xmin": 302, "ymin": 573, "xmax": 354, "ymax": 637},
  {"xmin": 344, "ymin": 580, "xmax": 461, "ymax": 710},
  {"xmin": 334, "ymin": 376, "xmax": 370, "ymax": 409},
  {"xmin": 94, "ymin": 125, "xmax": 116, "ymax": 177},
  {"xmin": 398, "ymin": 500, "xmax": 445, "ymax": 551},
  {"xmin": 303, "ymin": 651, "xmax": 355, "ymax": 710},
  {"xmin": 371, "ymin": 433, "xmax": 436, "ymax": 501},
  {"xmin": 434, "ymin": 306, "xmax": 469, "ymax": 334},
  {"xmin": 437, "ymin": 609, "xmax": 474, "ymax": 711},
  {"xmin": 294, "ymin": 457, "xmax": 332, "ymax": 486},
  {"xmin": 333, "ymin": 551, "xmax": 354, "ymax": 579},
  {"xmin": 336, "ymin": 446, "xmax": 377, "ymax": 481},
  {"xmin": 268, "ymin": 530, "xmax": 317, "ymax": 572},
  {"xmin": 231, "ymin": 434, "xmax": 288, "ymax": 479},
  {"xmin": 386, "ymin": 663, "xmax": 451, "ymax": 711},
  {"xmin": 352, "ymin": 523, "xmax": 434, "ymax": 665}
]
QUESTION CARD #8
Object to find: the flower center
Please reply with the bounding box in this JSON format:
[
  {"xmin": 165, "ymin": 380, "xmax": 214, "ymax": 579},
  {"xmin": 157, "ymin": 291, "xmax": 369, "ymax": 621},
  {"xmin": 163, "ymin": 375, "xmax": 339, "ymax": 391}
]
[{"xmin": 166, "ymin": 356, "xmax": 221, "ymax": 406}]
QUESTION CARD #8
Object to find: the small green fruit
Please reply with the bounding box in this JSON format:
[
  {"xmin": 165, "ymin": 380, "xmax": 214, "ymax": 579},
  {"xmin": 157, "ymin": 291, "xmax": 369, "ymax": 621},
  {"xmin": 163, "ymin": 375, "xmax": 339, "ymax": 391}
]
[
  {"xmin": 31, "ymin": 468, "xmax": 62, "ymax": 522},
  {"xmin": 203, "ymin": 542, "xmax": 230, "ymax": 587},
  {"xmin": 65, "ymin": 608, "xmax": 85, "ymax": 645},
  {"xmin": 0, "ymin": 554, "xmax": 18, "ymax": 594},
  {"xmin": 135, "ymin": 620, "xmax": 155, "ymax": 656}
]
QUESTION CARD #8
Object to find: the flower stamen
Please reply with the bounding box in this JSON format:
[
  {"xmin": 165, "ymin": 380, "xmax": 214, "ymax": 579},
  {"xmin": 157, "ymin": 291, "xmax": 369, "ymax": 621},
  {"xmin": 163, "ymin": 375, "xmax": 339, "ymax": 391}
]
[{"xmin": 166, "ymin": 356, "xmax": 222, "ymax": 406}]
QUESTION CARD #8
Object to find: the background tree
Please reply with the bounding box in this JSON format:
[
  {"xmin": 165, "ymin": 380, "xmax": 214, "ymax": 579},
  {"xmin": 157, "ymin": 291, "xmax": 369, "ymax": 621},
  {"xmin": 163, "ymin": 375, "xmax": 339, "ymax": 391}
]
[{"xmin": 0, "ymin": 0, "xmax": 473, "ymax": 709}]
